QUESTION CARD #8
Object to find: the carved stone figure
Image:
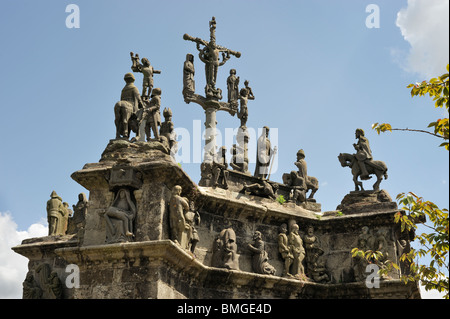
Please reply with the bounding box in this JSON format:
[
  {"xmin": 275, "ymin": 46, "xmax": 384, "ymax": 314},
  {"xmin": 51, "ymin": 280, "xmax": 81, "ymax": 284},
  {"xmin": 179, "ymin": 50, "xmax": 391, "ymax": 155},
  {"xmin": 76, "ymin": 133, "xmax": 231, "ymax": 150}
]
[
  {"xmin": 212, "ymin": 146, "xmax": 229, "ymax": 189},
  {"xmin": 237, "ymin": 87, "xmax": 254, "ymax": 128},
  {"xmin": 160, "ymin": 107, "xmax": 178, "ymax": 156},
  {"xmin": 67, "ymin": 192, "xmax": 88, "ymax": 235},
  {"xmin": 352, "ymin": 226, "xmax": 373, "ymax": 281},
  {"xmin": 373, "ymin": 228, "xmax": 391, "ymax": 278},
  {"xmin": 34, "ymin": 263, "xmax": 63, "ymax": 299},
  {"xmin": 184, "ymin": 200, "xmax": 201, "ymax": 254},
  {"xmin": 184, "ymin": 16, "xmax": 240, "ymax": 100},
  {"xmin": 353, "ymin": 128, "xmax": 373, "ymax": 180},
  {"xmin": 397, "ymin": 238, "xmax": 412, "ymax": 276},
  {"xmin": 48, "ymin": 271, "xmax": 63, "ymax": 299},
  {"xmin": 241, "ymin": 179, "xmax": 278, "ymax": 200},
  {"xmin": 288, "ymin": 223, "xmax": 306, "ymax": 277},
  {"xmin": 169, "ymin": 185, "xmax": 189, "ymax": 248},
  {"xmin": 338, "ymin": 129, "xmax": 388, "ymax": 191},
  {"xmin": 143, "ymin": 87, "xmax": 162, "ymax": 140},
  {"xmin": 227, "ymin": 125, "xmax": 251, "ymax": 175},
  {"xmin": 283, "ymin": 149, "xmax": 319, "ymax": 203},
  {"xmin": 395, "ymin": 227, "xmax": 415, "ymax": 276},
  {"xmin": 105, "ymin": 188, "xmax": 136, "ymax": 243},
  {"xmin": 22, "ymin": 272, "xmax": 42, "ymax": 299},
  {"xmin": 183, "ymin": 53, "xmax": 195, "ymax": 99},
  {"xmin": 309, "ymin": 259, "xmax": 329, "ymax": 283},
  {"xmin": 254, "ymin": 126, "xmax": 274, "ymax": 179},
  {"xmin": 247, "ymin": 231, "xmax": 276, "ymax": 275},
  {"xmin": 230, "ymin": 143, "xmax": 248, "ymax": 173},
  {"xmin": 183, "ymin": 17, "xmax": 242, "ymax": 166},
  {"xmin": 130, "ymin": 52, "xmax": 161, "ymax": 98},
  {"xmin": 211, "ymin": 219, "xmax": 239, "ymax": 270},
  {"xmin": 244, "ymin": 80, "xmax": 255, "ymax": 100},
  {"xmin": 303, "ymin": 226, "xmax": 328, "ymax": 282},
  {"xmin": 278, "ymin": 223, "xmax": 294, "ymax": 278},
  {"xmin": 227, "ymin": 69, "xmax": 239, "ymax": 110},
  {"xmin": 47, "ymin": 191, "xmax": 69, "ymax": 236},
  {"xmin": 114, "ymin": 73, "xmax": 144, "ymax": 139}
]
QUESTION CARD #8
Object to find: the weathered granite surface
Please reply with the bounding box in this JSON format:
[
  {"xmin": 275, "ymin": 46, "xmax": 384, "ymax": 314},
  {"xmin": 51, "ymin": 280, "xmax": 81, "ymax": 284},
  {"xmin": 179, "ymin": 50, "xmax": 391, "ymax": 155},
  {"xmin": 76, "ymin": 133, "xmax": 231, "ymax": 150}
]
[{"xmin": 12, "ymin": 140, "xmax": 421, "ymax": 299}]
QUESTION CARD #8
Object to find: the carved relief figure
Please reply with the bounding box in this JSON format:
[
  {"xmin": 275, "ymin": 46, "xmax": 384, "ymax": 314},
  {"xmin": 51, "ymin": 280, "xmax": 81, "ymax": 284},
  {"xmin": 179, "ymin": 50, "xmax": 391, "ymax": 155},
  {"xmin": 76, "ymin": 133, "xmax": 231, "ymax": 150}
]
[
  {"xmin": 23, "ymin": 272, "xmax": 42, "ymax": 299},
  {"xmin": 47, "ymin": 191, "xmax": 69, "ymax": 236},
  {"xmin": 169, "ymin": 185, "xmax": 189, "ymax": 248},
  {"xmin": 352, "ymin": 226, "xmax": 373, "ymax": 281},
  {"xmin": 184, "ymin": 200, "xmax": 201, "ymax": 254},
  {"xmin": 105, "ymin": 188, "xmax": 136, "ymax": 243},
  {"xmin": 278, "ymin": 223, "xmax": 294, "ymax": 278},
  {"xmin": 211, "ymin": 219, "xmax": 239, "ymax": 270},
  {"xmin": 288, "ymin": 223, "xmax": 306, "ymax": 277},
  {"xmin": 34, "ymin": 263, "xmax": 63, "ymax": 299},
  {"xmin": 130, "ymin": 52, "xmax": 161, "ymax": 98},
  {"xmin": 303, "ymin": 226, "xmax": 328, "ymax": 282},
  {"xmin": 247, "ymin": 231, "xmax": 276, "ymax": 275}
]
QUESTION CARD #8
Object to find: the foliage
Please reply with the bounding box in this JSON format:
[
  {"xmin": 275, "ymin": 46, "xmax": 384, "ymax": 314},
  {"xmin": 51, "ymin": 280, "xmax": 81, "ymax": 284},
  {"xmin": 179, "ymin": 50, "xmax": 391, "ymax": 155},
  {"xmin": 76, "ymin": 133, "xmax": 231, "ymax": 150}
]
[
  {"xmin": 335, "ymin": 211, "xmax": 344, "ymax": 217},
  {"xmin": 276, "ymin": 195, "xmax": 286, "ymax": 205},
  {"xmin": 350, "ymin": 193, "xmax": 449, "ymax": 298},
  {"xmin": 394, "ymin": 192, "xmax": 449, "ymax": 298},
  {"xmin": 361, "ymin": 65, "xmax": 449, "ymax": 298},
  {"xmin": 373, "ymin": 64, "xmax": 449, "ymax": 150}
]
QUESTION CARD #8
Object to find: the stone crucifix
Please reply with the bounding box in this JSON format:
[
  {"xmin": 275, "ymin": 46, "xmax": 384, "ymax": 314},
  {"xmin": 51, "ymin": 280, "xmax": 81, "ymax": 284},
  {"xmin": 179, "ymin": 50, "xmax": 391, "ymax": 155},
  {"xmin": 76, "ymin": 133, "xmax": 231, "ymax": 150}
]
[{"xmin": 183, "ymin": 17, "xmax": 241, "ymax": 164}]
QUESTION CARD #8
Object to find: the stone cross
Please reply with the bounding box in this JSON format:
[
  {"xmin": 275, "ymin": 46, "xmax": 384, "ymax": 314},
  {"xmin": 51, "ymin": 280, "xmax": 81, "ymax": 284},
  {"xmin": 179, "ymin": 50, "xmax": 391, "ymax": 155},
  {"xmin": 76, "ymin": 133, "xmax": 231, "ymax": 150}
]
[{"xmin": 183, "ymin": 17, "xmax": 241, "ymax": 163}]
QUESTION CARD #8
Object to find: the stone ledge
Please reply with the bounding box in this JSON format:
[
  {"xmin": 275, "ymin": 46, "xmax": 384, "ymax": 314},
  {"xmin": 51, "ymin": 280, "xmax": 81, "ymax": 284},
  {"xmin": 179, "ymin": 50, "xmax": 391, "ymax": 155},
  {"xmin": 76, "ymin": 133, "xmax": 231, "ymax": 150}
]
[{"xmin": 336, "ymin": 190, "xmax": 397, "ymax": 215}]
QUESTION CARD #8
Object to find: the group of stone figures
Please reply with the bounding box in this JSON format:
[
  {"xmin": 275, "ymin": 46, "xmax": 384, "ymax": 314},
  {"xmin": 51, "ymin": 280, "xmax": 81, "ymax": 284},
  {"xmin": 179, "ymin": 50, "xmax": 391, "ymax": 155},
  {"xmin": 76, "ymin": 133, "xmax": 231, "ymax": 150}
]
[
  {"xmin": 352, "ymin": 225, "xmax": 413, "ymax": 281},
  {"xmin": 46, "ymin": 191, "xmax": 87, "ymax": 237},
  {"xmin": 23, "ymin": 263, "xmax": 63, "ymax": 299},
  {"xmin": 168, "ymin": 184, "xmax": 329, "ymax": 282},
  {"xmin": 182, "ymin": 17, "xmax": 388, "ymax": 195},
  {"xmin": 113, "ymin": 52, "xmax": 177, "ymax": 155}
]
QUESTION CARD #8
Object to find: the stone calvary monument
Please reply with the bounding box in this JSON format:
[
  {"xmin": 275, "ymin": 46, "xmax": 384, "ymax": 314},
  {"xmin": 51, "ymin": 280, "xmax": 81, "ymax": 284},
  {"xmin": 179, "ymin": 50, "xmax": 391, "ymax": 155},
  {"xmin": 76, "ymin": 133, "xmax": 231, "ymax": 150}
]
[{"xmin": 13, "ymin": 17, "xmax": 421, "ymax": 299}]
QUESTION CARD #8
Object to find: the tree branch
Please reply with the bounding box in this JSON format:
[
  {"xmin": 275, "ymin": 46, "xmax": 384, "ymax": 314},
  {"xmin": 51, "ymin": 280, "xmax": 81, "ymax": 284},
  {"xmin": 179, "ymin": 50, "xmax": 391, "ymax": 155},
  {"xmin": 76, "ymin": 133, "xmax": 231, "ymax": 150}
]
[{"xmin": 390, "ymin": 128, "xmax": 447, "ymax": 139}]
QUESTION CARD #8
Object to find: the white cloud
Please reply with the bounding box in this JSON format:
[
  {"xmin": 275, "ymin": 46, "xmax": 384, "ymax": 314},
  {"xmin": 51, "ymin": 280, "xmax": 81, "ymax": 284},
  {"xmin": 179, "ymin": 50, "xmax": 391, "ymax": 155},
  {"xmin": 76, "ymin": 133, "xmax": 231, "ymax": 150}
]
[
  {"xmin": 420, "ymin": 282, "xmax": 447, "ymax": 299},
  {"xmin": 0, "ymin": 212, "xmax": 47, "ymax": 299},
  {"xmin": 396, "ymin": 0, "xmax": 449, "ymax": 78}
]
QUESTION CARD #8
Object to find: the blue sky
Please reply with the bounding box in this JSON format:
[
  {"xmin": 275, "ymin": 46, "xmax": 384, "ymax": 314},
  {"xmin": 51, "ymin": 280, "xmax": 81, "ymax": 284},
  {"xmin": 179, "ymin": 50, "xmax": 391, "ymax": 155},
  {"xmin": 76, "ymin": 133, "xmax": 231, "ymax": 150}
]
[{"xmin": 0, "ymin": 0, "xmax": 448, "ymax": 298}]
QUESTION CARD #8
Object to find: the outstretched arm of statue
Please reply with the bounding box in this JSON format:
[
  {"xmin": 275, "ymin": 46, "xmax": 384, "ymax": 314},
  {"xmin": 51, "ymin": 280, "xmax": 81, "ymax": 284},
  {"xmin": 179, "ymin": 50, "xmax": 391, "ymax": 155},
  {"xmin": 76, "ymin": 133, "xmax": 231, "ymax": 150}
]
[{"xmin": 219, "ymin": 52, "xmax": 230, "ymax": 66}]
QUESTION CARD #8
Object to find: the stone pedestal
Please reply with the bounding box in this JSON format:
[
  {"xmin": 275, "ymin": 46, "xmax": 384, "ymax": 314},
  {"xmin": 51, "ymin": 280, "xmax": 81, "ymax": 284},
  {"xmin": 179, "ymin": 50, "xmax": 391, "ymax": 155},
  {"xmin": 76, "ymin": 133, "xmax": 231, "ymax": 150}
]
[{"xmin": 12, "ymin": 140, "xmax": 421, "ymax": 299}]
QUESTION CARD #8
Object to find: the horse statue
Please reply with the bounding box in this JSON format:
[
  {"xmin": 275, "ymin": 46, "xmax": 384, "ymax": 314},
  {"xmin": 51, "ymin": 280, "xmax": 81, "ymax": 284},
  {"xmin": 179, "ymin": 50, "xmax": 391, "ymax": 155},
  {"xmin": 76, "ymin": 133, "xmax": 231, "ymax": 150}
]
[
  {"xmin": 114, "ymin": 73, "xmax": 144, "ymax": 140},
  {"xmin": 114, "ymin": 100, "xmax": 137, "ymax": 139},
  {"xmin": 282, "ymin": 172, "xmax": 319, "ymax": 202},
  {"xmin": 338, "ymin": 153, "xmax": 388, "ymax": 192}
]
